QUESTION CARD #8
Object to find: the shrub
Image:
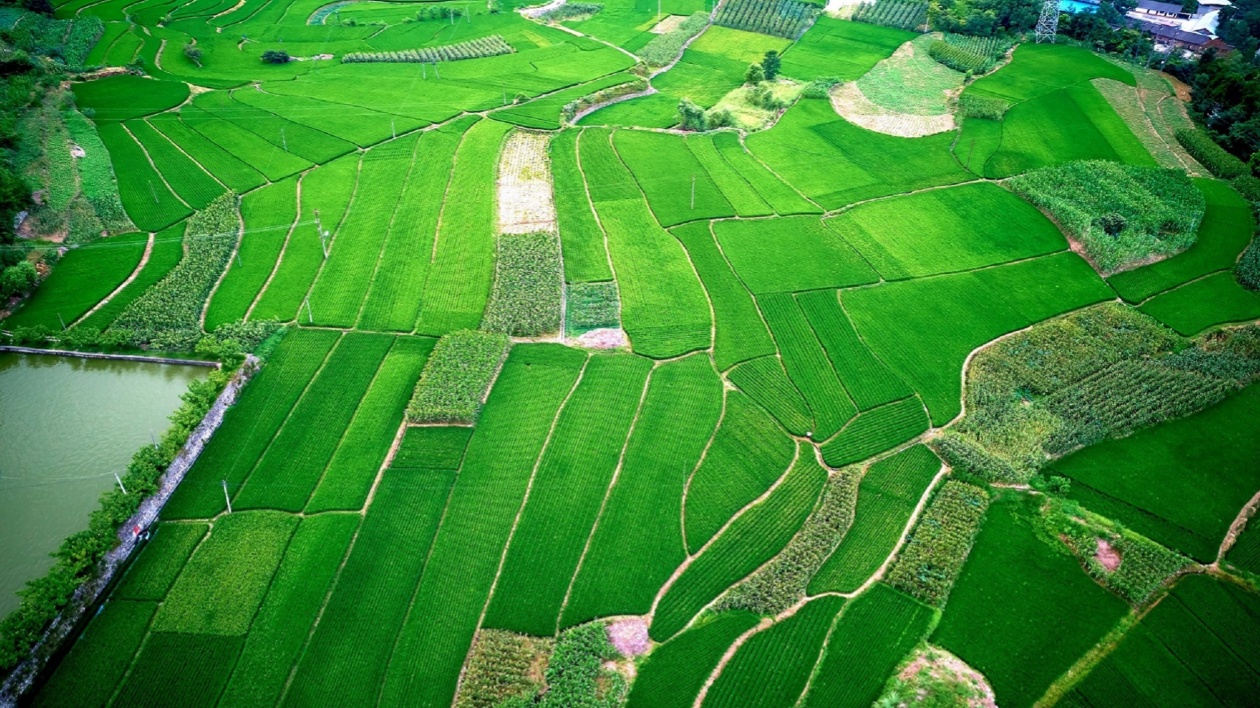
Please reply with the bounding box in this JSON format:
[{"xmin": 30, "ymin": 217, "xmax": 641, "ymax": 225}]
[
  {"xmin": 1175, "ymin": 129, "xmax": 1247, "ymax": 178},
  {"xmin": 678, "ymin": 97, "xmax": 708, "ymax": 131},
  {"xmin": 761, "ymin": 50, "xmax": 781, "ymax": 80},
  {"xmin": 1238, "ymin": 236, "xmax": 1260, "ymax": 291},
  {"xmin": 565, "ymin": 281, "xmax": 620, "ymax": 334},
  {"xmin": 534, "ymin": 1, "xmax": 602, "ymax": 21},
  {"xmin": 958, "ymin": 92, "xmax": 1009, "ymax": 119},
  {"xmin": 0, "ymin": 259, "xmax": 37, "ymax": 298},
  {"xmin": 260, "ymin": 50, "xmax": 291, "ymax": 64},
  {"xmin": 406, "ymin": 330, "xmax": 511, "ymax": 424},
  {"xmin": 1007, "ymin": 160, "xmax": 1205, "ymax": 273},
  {"xmin": 884, "ymin": 480, "xmax": 990, "ymax": 607},
  {"xmin": 562, "ymin": 79, "xmax": 647, "ymax": 122},
  {"xmin": 342, "ymin": 35, "xmax": 514, "ymax": 63},
  {"xmin": 537, "ymin": 623, "xmax": 625, "ymax": 707},
  {"xmin": 801, "ymin": 76, "xmax": 839, "ymax": 99},
  {"xmin": 456, "ymin": 630, "xmax": 553, "ymax": 708},
  {"xmin": 745, "ymin": 62, "xmax": 764, "ymax": 85},
  {"xmin": 183, "ymin": 42, "xmax": 201, "ymax": 67},
  {"xmin": 638, "ymin": 12, "xmax": 708, "ymax": 66}
]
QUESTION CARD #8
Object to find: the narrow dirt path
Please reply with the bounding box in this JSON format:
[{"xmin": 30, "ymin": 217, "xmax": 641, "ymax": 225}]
[{"xmin": 71, "ymin": 232, "xmax": 154, "ymax": 327}]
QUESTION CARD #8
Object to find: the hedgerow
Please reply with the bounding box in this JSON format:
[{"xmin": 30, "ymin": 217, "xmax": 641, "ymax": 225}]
[
  {"xmin": 940, "ymin": 304, "xmax": 1260, "ymax": 483},
  {"xmin": 851, "ymin": 0, "xmax": 926, "ymax": 30},
  {"xmin": 63, "ymin": 108, "xmax": 132, "ymax": 233},
  {"xmin": 716, "ymin": 468, "xmax": 858, "ymax": 615},
  {"xmin": 638, "ymin": 12, "xmax": 708, "ymax": 67},
  {"xmin": 0, "ymin": 363, "xmax": 231, "ymax": 669},
  {"xmin": 482, "ymin": 232, "xmax": 563, "ymax": 337},
  {"xmin": 1174, "ymin": 128, "xmax": 1247, "ymax": 179},
  {"xmin": 405, "ymin": 330, "xmax": 511, "ymax": 423},
  {"xmin": 562, "ymin": 79, "xmax": 648, "ymax": 123},
  {"xmin": 111, "ymin": 192, "xmax": 240, "ymax": 350},
  {"xmin": 342, "ymin": 36, "xmax": 514, "ymax": 63},
  {"xmin": 1039, "ymin": 497, "xmax": 1190, "ymax": 606},
  {"xmin": 884, "ymin": 480, "xmax": 989, "ymax": 607},
  {"xmin": 1007, "ymin": 160, "xmax": 1205, "ymax": 273},
  {"xmin": 713, "ymin": 0, "xmax": 820, "ymax": 39}
]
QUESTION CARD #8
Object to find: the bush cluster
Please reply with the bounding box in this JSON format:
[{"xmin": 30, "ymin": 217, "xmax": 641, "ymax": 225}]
[
  {"xmin": 851, "ymin": 0, "xmax": 927, "ymax": 30},
  {"xmin": 940, "ymin": 304, "xmax": 1260, "ymax": 483},
  {"xmin": 638, "ymin": 12, "xmax": 708, "ymax": 67},
  {"xmin": 415, "ymin": 5, "xmax": 467, "ymax": 21},
  {"xmin": 717, "ymin": 469, "xmax": 859, "ymax": 615},
  {"xmin": 0, "ymin": 363, "xmax": 233, "ymax": 669},
  {"xmin": 481, "ymin": 232, "xmax": 563, "ymax": 337},
  {"xmin": 884, "ymin": 480, "xmax": 990, "ymax": 607},
  {"xmin": 406, "ymin": 330, "xmax": 511, "ymax": 424},
  {"xmin": 342, "ymin": 36, "xmax": 513, "ymax": 63},
  {"xmin": 1174, "ymin": 128, "xmax": 1247, "ymax": 179},
  {"xmin": 531, "ymin": 623, "xmax": 624, "ymax": 708},
  {"xmin": 713, "ymin": 0, "xmax": 819, "ymax": 39},
  {"xmin": 111, "ymin": 192, "xmax": 239, "ymax": 350},
  {"xmin": 1007, "ymin": 160, "xmax": 1205, "ymax": 273},
  {"xmin": 455, "ymin": 630, "xmax": 553, "ymax": 708}
]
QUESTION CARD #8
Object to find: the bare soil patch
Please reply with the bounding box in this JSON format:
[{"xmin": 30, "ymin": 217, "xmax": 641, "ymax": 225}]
[
  {"xmin": 1095, "ymin": 538, "xmax": 1121, "ymax": 572},
  {"xmin": 829, "ymin": 82, "xmax": 955, "ymax": 138},
  {"xmin": 649, "ymin": 14, "xmax": 687, "ymax": 33},
  {"xmin": 570, "ymin": 327, "xmax": 627, "ymax": 349},
  {"xmin": 606, "ymin": 617, "xmax": 650, "ymax": 656},
  {"xmin": 498, "ymin": 130, "xmax": 557, "ymax": 234}
]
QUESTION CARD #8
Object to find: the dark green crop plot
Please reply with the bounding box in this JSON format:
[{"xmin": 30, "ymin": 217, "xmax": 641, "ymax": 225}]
[
  {"xmin": 34, "ymin": 601, "xmax": 156, "ymax": 708},
  {"xmin": 933, "ymin": 495, "xmax": 1129, "ymax": 708},
  {"xmin": 3, "ymin": 232, "xmax": 148, "ymax": 331},
  {"xmin": 704, "ymin": 596, "xmax": 845, "ymax": 708},
  {"xmin": 1051, "ymin": 383, "xmax": 1260, "ymax": 562},
  {"xmin": 625, "ymin": 612, "xmax": 760, "ymax": 708},
  {"xmin": 114, "ymin": 522, "xmax": 209, "ymax": 601},
  {"xmin": 113, "ymin": 633, "xmax": 244, "ymax": 708},
  {"xmin": 811, "ymin": 445, "xmax": 939, "ymax": 593},
  {"xmin": 800, "ymin": 584, "xmax": 935, "ymax": 708}
]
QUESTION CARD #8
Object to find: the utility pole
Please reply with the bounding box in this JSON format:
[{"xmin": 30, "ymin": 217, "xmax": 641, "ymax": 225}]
[
  {"xmin": 115, "ymin": 472, "xmax": 128, "ymax": 495},
  {"xmin": 236, "ymin": 249, "xmax": 242, "ymax": 266},
  {"xmin": 392, "ymin": 118, "xmax": 396, "ymax": 139},
  {"xmin": 57, "ymin": 313, "xmax": 66, "ymax": 331},
  {"xmin": 150, "ymin": 430, "xmax": 158, "ymax": 449},
  {"xmin": 149, "ymin": 181, "xmax": 159, "ymax": 204},
  {"xmin": 1035, "ymin": 0, "xmax": 1058, "ymax": 43},
  {"xmin": 691, "ymin": 175, "xmax": 696, "ymax": 209},
  {"xmin": 304, "ymin": 297, "xmax": 314, "ymax": 323},
  {"xmin": 434, "ymin": 62, "xmax": 440, "ymax": 79},
  {"xmin": 966, "ymin": 139, "xmax": 975, "ymax": 170},
  {"xmin": 423, "ymin": 63, "xmax": 427, "ymax": 79},
  {"xmin": 281, "ymin": 127, "xmax": 288, "ymax": 151},
  {"xmin": 222, "ymin": 480, "xmax": 232, "ymax": 513},
  {"xmin": 320, "ymin": 229, "xmax": 330, "ymax": 258}
]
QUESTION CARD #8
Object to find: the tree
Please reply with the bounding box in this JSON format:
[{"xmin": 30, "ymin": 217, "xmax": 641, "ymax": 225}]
[
  {"xmin": 261, "ymin": 50, "xmax": 291, "ymax": 64},
  {"xmin": 678, "ymin": 98, "xmax": 707, "ymax": 131},
  {"xmin": 761, "ymin": 50, "xmax": 781, "ymax": 81},
  {"xmin": 745, "ymin": 62, "xmax": 765, "ymax": 85},
  {"xmin": 183, "ymin": 42, "xmax": 202, "ymax": 67},
  {"xmin": 0, "ymin": 261, "xmax": 37, "ymax": 298}
]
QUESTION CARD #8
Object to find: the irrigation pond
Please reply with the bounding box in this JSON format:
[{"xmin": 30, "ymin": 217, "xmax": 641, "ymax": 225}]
[{"xmin": 0, "ymin": 352, "xmax": 206, "ymax": 615}]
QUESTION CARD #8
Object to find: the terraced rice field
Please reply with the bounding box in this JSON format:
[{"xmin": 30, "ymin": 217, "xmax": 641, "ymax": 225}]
[{"xmin": 5, "ymin": 6, "xmax": 1260, "ymax": 708}]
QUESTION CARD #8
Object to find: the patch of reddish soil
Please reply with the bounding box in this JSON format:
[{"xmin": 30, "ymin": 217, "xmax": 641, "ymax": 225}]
[
  {"xmin": 573, "ymin": 328, "xmax": 627, "ymax": 349},
  {"xmin": 1095, "ymin": 538, "xmax": 1122, "ymax": 572},
  {"xmin": 606, "ymin": 617, "xmax": 650, "ymax": 657}
]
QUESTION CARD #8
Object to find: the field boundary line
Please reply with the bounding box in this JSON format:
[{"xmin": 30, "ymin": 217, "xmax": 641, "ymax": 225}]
[
  {"xmin": 692, "ymin": 592, "xmax": 821, "ymax": 708},
  {"xmin": 706, "ymin": 220, "xmax": 779, "ymax": 373},
  {"xmin": 297, "ymin": 151, "xmax": 364, "ymax": 322},
  {"xmin": 794, "ymin": 593, "xmax": 852, "ymax": 706},
  {"xmin": 227, "ymin": 331, "xmax": 344, "ymax": 504},
  {"xmin": 1034, "ymin": 612, "xmax": 1143, "ymax": 708},
  {"xmin": 226, "ymin": 87, "xmax": 362, "ymax": 154},
  {"xmin": 200, "ymin": 194, "xmax": 246, "ymax": 330},
  {"xmin": 1217, "ymin": 488, "xmax": 1260, "ymax": 564},
  {"xmin": 352, "ymin": 132, "xmax": 424, "ymax": 328},
  {"xmin": 299, "ymin": 336, "xmax": 399, "ymax": 510},
  {"xmin": 427, "ymin": 121, "xmax": 472, "ymax": 264},
  {"xmin": 245, "ymin": 169, "xmax": 308, "ymax": 319},
  {"xmin": 70, "ymin": 232, "xmax": 154, "ymax": 327},
  {"xmin": 737, "ymin": 131, "xmax": 825, "ymax": 212},
  {"xmin": 454, "ymin": 353, "xmax": 592, "ymax": 701},
  {"xmin": 573, "ymin": 128, "xmax": 619, "ymax": 286},
  {"xmin": 275, "ymin": 512, "xmax": 367, "ymax": 706},
  {"xmin": 121, "ymin": 120, "xmax": 193, "ymax": 211},
  {"xmin": 678, "ymin": 383, "xmax": 729, "ymax": 560},
  {"xmin": 651, "ymin": 441, "xmax": 801, "ymax": 625},
  {"xmin": 141, "ymin": 115, "xmax": 231, "ymax": 192},
  {"xmin": 556, "ymin": 362, "xmax": 657, "ymax": 629}
]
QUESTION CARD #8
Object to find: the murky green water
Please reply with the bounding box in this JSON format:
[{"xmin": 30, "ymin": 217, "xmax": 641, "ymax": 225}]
[{"xmin": 0, "ymin": 353, "xmax": 207, "ymax": 616}]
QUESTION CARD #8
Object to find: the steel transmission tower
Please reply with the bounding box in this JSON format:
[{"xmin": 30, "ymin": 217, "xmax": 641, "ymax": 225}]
[{"xmin": 1036, "ymin": 0, "xmax": 1060, "ymax": 43}]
